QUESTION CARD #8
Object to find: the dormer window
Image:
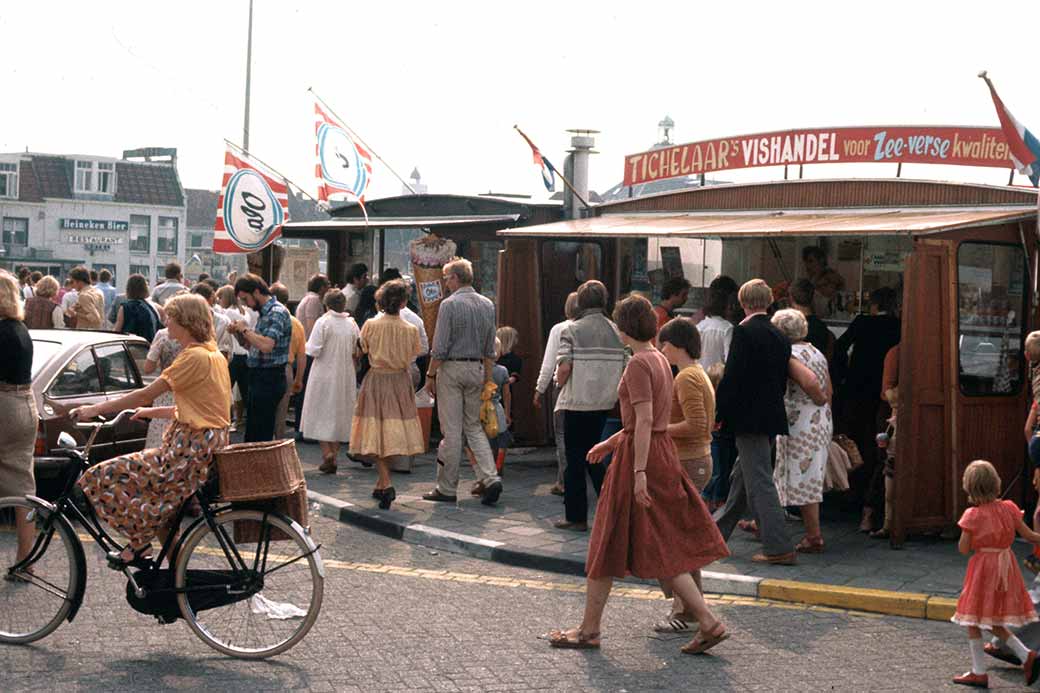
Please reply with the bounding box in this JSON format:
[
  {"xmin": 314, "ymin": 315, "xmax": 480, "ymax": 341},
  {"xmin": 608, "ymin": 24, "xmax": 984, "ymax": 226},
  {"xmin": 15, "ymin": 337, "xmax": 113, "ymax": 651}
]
[
  {"xmin": 0, "ymin": 163, "xmax": 17, "ymax": 199},
  {"xmin": 75, "ymin": 160, "xmax": 115, "ymax": 194}
]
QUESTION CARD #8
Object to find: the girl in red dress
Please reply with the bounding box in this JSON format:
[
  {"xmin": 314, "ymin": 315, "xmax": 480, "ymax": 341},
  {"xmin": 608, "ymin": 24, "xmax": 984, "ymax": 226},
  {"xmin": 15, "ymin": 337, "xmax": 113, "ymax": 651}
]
[
  {"xmin": 952, "ymin": 460, "xmax": 1040, "ymax": 688},
  {"xmin": 548, "ymin": 295, "xmax": 730, "ymax": 655}
]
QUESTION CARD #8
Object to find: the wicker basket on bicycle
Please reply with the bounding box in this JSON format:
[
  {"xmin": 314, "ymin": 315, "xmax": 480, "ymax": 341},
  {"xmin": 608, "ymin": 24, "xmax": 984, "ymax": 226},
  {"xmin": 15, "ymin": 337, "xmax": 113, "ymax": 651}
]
[{"xmin": 214, "ymin": 439, "xmax": 308, "ymax": 540}]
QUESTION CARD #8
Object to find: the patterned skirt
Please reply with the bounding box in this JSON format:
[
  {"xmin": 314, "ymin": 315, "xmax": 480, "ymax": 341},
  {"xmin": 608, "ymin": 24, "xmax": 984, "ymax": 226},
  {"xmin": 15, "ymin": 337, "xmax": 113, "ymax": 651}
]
[
  {"xmin": 349, "ymin": 368, "xmax": 424, "ymax": 459},
  {"xmin": 79, "ymin": 421, "xmax": 228, "ymax": 550}
]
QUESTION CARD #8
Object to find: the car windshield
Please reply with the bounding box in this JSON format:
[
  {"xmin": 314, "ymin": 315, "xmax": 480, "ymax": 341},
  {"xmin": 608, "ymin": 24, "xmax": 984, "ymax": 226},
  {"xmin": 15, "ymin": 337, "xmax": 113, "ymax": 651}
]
[{"xmin": 31, "ymin": 340, "xmax": 64, "ymax": 378}]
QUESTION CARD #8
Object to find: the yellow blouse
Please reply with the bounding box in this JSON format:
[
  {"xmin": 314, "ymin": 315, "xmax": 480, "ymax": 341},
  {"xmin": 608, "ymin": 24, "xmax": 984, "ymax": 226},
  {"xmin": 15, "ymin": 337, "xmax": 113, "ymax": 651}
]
[
  {"xmin": 159, "ymin": 341, "xmax": 231, "ymax": 429},
  {"xmin": 360, "ymin": 314, "xmax": 421, "ymax": 371}
]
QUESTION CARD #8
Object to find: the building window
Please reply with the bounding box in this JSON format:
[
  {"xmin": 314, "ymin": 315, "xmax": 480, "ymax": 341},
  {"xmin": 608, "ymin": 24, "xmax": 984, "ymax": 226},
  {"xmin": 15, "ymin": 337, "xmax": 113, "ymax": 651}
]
[
  {"xmin": 129, "ymin": 214, "xmax": 150, "ymax": 253},
  {"xmin": 129, "ymin": 264, "xmax": 150, "ymax": 279},
  {"xmin": 0, "ymin": 163, "xmax": 18, "ymax": 199},
  {"xmin": 189, "ymin": 232, "xmax": 206, "ymax": 249},
  {"xmin": 157, "ymin": 217, "xmax": 178, "ymax": 254},
  {"xmin": 957, "ymin": 242, "xmax": 1027, "ymax": 396},
  {"xmin": 2, "ymin": 217, "xmax": 28, "ymax": 249},
  {"xmin": 74, "ymin": 160, "xmax": 115, "ymax": 194}
]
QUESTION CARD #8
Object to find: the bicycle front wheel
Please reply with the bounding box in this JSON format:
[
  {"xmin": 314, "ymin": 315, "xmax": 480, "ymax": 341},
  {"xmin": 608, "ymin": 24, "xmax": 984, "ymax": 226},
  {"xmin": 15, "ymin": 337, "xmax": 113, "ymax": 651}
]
[
  {"xmin": 175, "ymin": 508, "xmax": 324, "ymax": 659},
  {"xmin": 0, "ymin": 496, "xmax": 82, "ymax": 644}
]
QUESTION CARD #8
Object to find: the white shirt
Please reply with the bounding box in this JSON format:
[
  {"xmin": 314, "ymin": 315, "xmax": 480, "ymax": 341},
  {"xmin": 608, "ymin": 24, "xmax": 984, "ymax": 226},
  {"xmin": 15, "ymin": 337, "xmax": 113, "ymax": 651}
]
[
  {"xmin": 223, "ymin": 305, "xmax": 257, "ymax": 356},
  {"xmin": 21, "ymin": 285, "xmax": 34, "ymax": 300},
  {"xmin": 536, "ymin": 319, "xmax": 572, "ymax": 395},
  {"xmin": 211, "ymin": 306, "xmax": 233, "ymax": 354},
  {"xmin": 61, "ymin": 289, "xmax": 79, "ymax": 313},
  {"xmin": 697, "ymin": 315, "xmax": 734, "ymax": 371},
  {"xmin": 343, "ymin": 285, "xmax": 360, "ymax": 315}
]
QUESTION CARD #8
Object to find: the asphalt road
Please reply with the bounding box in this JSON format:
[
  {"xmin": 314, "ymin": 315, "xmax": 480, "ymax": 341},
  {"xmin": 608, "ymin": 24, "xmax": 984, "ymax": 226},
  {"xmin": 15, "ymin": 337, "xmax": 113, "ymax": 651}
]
[{"xmin": 1, "ymin": 514, "xmax": 1030, "ymax": 692}]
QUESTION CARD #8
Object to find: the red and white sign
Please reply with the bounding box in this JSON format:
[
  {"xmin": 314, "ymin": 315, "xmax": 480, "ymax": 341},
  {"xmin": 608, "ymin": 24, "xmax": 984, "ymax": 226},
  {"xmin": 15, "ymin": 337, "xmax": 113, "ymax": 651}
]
[
  {"xmin": 623, "ymin": 126, "xmax": 1015, "ymax": 186},
  {"xmin": 213, "ymin": 147, "xmax": 290, "ymax": 254}
]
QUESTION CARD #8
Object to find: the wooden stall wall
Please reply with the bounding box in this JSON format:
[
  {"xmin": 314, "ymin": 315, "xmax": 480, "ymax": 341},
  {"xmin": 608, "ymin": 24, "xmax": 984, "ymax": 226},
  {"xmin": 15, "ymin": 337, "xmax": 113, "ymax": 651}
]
[
  {"xmin": 497, "ymin": 239, "xmax": 547, "ymax": 445},
  {"xmin": 894, "ymin": 241, "xmax": 955, "ymax": 542}
]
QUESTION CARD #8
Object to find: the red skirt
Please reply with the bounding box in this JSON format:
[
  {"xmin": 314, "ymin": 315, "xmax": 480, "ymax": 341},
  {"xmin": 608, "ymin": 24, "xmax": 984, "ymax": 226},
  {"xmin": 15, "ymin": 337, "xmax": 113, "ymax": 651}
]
[
  {"xmin": 952, "ymin": 548, "xmax": 1038, "ymax": 628},
  {"xmin": 586, "ymin": 430, "xmax": 729, "ymax": 580}
]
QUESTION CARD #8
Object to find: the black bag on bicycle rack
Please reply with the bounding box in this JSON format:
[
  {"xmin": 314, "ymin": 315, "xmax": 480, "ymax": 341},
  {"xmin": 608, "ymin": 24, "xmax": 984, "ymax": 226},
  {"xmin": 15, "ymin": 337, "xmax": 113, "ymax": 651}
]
[{"xmin": 125, "ymin": 569, "xmax": 260, "ymax": 624}]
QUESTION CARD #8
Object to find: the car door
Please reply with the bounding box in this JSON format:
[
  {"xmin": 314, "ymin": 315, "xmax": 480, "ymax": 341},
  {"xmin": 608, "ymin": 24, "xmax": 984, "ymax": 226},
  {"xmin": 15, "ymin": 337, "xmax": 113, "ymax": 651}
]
[
  {"xmin": 95, "ymin": 341, "xmax": 149, "ymax": 456},
  {"xmin": 45, "ymin": 347, "xmax": 114, "ymax": 460}
]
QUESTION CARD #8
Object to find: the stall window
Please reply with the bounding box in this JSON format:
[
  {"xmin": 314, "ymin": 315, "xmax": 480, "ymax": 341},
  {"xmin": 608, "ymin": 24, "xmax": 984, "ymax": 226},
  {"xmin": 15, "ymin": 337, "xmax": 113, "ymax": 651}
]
[
  {"xmin": 540, "ymin": 241, "xmax": 603, "ymax": 327},
  {"xmin": 957, "ymin": 242, "xmax": 1027, "ymax": 396}
]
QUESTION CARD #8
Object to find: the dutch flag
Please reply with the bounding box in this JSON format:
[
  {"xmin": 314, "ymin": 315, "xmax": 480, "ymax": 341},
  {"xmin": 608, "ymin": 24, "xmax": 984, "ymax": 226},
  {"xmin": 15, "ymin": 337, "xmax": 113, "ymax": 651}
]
[
  {"xmin": 514, "ymin": 125, "xmax": 557, "ymax": 192},
  {"xmin": 980, "ymin": 71, "xmax": 1040, "ymax": 187}
]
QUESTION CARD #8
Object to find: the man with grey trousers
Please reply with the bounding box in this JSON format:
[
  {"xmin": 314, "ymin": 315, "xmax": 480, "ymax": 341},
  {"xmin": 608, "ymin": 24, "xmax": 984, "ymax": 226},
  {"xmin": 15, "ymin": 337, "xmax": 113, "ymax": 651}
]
[{"xmin": 712, "ymin": 279, "xmax": 798, "ymax": 564}]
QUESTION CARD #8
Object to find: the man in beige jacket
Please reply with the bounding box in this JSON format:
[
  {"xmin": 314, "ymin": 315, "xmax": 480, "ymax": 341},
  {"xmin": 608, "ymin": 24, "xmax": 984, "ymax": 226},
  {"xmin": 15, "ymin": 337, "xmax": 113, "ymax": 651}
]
[{"xmin": 65, "ymin": 266, "xmax": 105, "ymax": 330}]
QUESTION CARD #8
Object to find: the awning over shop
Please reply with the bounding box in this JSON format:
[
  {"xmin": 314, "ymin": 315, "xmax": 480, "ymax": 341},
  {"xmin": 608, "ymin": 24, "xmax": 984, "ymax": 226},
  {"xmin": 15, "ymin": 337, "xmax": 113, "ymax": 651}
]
[
  {"xmin": 497, "ymin": 206, "xmax": 1037, "ymax": 239},
  {"xmin": 283, "ymin": 214, "xmax": 521, "ymax": 235}
]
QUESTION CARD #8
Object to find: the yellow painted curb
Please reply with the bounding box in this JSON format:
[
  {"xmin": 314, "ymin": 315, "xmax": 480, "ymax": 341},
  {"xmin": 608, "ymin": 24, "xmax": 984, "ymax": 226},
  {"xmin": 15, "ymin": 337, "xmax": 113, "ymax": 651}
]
[
  {"xmin": 758, "ymin": 579, "xmax": 929, "ymax": 619},
  {"xmin": 925, "ymin": 597, "xmax": 958, "ymax": 622}
]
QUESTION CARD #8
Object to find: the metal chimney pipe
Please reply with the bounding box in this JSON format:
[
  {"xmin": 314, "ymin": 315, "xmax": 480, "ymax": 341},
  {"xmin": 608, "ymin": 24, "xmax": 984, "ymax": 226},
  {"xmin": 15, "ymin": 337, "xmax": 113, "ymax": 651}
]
[{"xmin": 566, "ymin": 129, "xmax": 598, "ymax": 220}]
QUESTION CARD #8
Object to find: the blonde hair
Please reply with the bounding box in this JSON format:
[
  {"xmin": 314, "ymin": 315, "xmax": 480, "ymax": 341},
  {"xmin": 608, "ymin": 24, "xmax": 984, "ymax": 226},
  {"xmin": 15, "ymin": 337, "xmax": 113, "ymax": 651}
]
[
  {"xmin": 706, "ymin": 362, "xmax": 725, "ymax": 390},
  {"xmin": 564, "ymin": 292, "xmax": 580, "ymax": 320},
  {"xmin": 0, "ymin": 270, "xmax": 24, "ymax": 321},
  {"xmin": 497, "ymin": 326, "xmax": 518, "ymax": 354},
  {"xmin": 771, "ymin": 308, "xmax": 808, "ymax": 342},
  {"xmin": 443, "ymin": 258, "xmax": 473, "ymax": 285},
  {"xmin": 738, "ymin": 279, "xmax": 773, "ymax": 312},
  {"xmin": 164, "ymin": 293, "xmax": 214, "ymax": 343},
  {"xmin": 963, "ymin": 460, "xmax": 1001, "ymax": 505},
  {"xmin": 1026, "ymin": 331, "xmax": 1040, "ymax": 361},
  {"xmin": 33, "ymin": 275, "xmax": 60, "ymax": 299},
  {"xmin": 494, "ymin": 337, "xmax": 503, "ymax": 360}
]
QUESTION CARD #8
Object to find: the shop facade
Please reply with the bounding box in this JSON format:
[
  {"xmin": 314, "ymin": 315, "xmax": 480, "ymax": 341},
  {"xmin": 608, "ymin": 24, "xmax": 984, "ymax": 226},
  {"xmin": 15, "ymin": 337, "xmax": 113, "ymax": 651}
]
[{"xmin": 499, "ymin": 177, "xmax": 1039, "ymax": 542}]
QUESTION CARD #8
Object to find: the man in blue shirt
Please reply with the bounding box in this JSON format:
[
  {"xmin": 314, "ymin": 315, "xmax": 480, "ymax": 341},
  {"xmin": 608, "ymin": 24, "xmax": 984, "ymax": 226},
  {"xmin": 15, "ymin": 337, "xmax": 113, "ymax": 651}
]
[
  {"xmin": 96, "ymin": 269, "xmax": 117, "ymax": 324},
  {"xmin": 229, "ymin": 273, "xmax": 292, "ymax": 441}
]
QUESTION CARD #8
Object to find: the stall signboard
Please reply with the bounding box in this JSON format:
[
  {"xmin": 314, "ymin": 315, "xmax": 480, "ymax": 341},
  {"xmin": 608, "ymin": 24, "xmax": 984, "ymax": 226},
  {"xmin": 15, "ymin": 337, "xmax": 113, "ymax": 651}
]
[
  {"xmin": 623, "ymin": 126, "xmax": 1014, "ymax": 186},
  {"xmin": 283, "ymin": 246, "xmax": 321, "ymax": 302}
]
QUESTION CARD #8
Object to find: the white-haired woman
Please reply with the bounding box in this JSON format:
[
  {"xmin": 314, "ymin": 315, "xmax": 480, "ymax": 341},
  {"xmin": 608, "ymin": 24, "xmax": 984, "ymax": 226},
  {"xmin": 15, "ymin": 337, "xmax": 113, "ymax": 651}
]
[
  {"xmin": 0, "ymin": 270, "xmax": 39, "ymax": 566},
  {"xmin": 771, "ymin": 308, "xmax": 833, "ymax": 553}
]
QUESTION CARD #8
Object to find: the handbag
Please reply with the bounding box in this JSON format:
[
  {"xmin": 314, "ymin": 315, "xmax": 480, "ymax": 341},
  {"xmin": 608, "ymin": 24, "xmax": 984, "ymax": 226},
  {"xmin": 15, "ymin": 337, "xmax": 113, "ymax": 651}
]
[
  {"xmin": 824, "ymin": 441, "xmax": 851, "ymax": 492},
  {"xmin": 833, "ymin": 433, "xmax": 864, "ymax": 470},
  {"xmin": 480, "ymin": 381, "xmax": 499, "ymax": 438}
]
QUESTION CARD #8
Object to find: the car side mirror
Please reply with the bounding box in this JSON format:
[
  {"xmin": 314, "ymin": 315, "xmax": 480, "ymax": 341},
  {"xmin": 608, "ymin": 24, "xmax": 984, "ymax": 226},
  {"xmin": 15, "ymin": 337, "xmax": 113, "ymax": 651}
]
[{"xmin": 57, "ymin": 432, "xmax": 77, "ymax": 450}]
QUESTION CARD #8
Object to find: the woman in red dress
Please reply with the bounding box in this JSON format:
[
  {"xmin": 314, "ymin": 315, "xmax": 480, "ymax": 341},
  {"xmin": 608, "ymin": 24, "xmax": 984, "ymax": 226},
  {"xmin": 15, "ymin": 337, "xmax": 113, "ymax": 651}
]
[
  {"xmin": 548, "ymin": 295, "xmax": 730, "ymax": 655},
  {"xmin": 951, "ymin": 460, "xmax": 1040, "ymax": 688}
]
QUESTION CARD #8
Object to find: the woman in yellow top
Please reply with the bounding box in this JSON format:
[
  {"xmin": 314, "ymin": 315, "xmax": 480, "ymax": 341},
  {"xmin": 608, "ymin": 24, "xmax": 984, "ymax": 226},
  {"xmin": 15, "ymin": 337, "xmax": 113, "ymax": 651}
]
[
  {"xmin": 655, "ymin": 317, "xmax": 716, "ymax": 634},
  {"xmin": 349, "ymin": 280, "xmax": 424, "ymax": 509},
  {"xmin": 72, "ymin": 294, "xmax": 231, "ymax": 565}
]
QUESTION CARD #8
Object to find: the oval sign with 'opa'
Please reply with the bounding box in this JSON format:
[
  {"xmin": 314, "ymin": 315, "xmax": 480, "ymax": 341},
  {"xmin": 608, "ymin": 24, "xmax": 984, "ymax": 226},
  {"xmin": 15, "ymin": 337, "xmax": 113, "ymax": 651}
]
[{"xmin": 223, "ymin": 169, "xmax": 284, "ymax": 251}]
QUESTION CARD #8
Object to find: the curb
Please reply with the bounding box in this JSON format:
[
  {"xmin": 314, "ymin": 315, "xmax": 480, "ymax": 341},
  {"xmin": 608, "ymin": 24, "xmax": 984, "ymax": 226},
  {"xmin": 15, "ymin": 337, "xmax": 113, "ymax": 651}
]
[{"xmin": 308, "ymin": 490, "xmax": 955, "ymax": 621}]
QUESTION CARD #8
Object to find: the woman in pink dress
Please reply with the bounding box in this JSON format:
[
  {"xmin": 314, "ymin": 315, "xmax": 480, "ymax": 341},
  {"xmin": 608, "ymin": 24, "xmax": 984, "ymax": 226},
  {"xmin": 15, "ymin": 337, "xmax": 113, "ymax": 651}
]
[
  {"xmin": 951, "ymin": 460, "xmax": 1040, "ymax": 688},
  {"xmin": 548, "ymin": 295, "xmax": 730, "ymax": 655}
]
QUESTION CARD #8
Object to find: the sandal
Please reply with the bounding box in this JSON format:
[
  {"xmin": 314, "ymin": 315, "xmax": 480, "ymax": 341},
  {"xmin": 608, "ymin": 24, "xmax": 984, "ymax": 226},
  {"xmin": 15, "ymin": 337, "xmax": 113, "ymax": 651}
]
[
  {"xmin": 319, "ymin": 456, "xmax": 337, "ymax": 475},
  {"xmin": 869, "ymin": 528, "xmax": 891, "ymax": 540},
  {"xmin": 548, "ymin": 628, "xmax": 601, "ymax": 649},
  {"xmin": 1025, "ymin": 556, "xmax": 1040, "ymax": 574},
  {"xmin": 737, "ymin": 519, "xmax": 758, "ymax": 534},
  {"xmin": 470, "ymin": 481, "xmax": 486, "ymax": 497},
  {"xmin": 653, "ymin": 616, "xmax": 697, "ymax": 633},
  {"xmin": 107, "ymin": 546, "xmax": 153, "ymax": 571},
  {"xmin": 795, "ymin": 535, "xmax": 825, "ymax": 554},
  {"xmin": 681, "ymin": 621, "xmax": 730, "ymax": 655}
]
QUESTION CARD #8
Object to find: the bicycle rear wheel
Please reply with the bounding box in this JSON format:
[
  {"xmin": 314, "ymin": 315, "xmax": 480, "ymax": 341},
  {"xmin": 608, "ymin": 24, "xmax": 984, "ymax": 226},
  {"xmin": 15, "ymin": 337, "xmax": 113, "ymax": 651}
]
[
  {"xmin": 0, "ymin": 496, "xmax": 81, "ymax": 644},
  {"xmin": 175, "ymin": 508, "xmax": 323, "ymax": 659}
]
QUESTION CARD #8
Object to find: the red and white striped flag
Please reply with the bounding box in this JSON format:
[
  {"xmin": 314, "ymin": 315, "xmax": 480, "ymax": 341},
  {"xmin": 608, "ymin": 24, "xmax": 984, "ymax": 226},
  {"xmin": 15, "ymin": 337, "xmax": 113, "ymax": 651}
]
[
  {"xmin": 314, "ymin": 102, "xmax": 373, "ymax": 203},
  {"xmin": 213, "ymin": 146, "xmax": 290, "ymax": 254}
]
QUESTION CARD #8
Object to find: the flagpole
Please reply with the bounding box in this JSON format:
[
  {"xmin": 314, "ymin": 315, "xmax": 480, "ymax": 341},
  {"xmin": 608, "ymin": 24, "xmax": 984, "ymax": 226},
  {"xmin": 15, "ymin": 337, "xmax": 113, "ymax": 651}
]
[
  {"xmin": 513, "ymin": 125, "xmax": 592, "ymax": 210},
  {"xmin": 308, "ymin": 87, "xmax": 416, "ymax": 194},
  {"xmin": 224, "ymin": 138, "xmax": 322, "ymax": 205},
  {"xmin": 242, "ymin": 0, "xmax": 253, "ymax": 151}
]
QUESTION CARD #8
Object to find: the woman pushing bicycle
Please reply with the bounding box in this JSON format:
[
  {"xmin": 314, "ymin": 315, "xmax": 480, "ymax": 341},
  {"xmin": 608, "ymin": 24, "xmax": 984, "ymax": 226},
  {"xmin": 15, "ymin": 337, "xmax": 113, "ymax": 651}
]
[{"xmin": 72, "ymin": 293, "xmax": 231, "ymax": 566}]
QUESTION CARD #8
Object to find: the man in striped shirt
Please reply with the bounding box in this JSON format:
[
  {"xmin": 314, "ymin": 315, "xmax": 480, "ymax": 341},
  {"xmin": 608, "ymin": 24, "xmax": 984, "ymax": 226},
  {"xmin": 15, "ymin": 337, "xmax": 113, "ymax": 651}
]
[{"xmin": 423, "ymin": 258, "xmax": 503, "ymax": 506}]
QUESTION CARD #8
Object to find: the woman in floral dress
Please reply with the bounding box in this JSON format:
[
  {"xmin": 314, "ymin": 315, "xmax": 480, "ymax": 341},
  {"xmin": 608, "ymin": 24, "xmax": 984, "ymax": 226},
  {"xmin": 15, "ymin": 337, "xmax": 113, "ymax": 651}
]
[{"xmin": 771, "ymin": 308, "xmax": 833, "ymax": 553}]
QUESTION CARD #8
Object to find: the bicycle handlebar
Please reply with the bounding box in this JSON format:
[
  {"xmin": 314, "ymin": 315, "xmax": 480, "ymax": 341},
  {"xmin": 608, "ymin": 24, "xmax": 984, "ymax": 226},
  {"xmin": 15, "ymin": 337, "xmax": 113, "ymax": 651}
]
[{"xmin": 73, "ymin": 409, "xmax": 136, "ymax": 430}]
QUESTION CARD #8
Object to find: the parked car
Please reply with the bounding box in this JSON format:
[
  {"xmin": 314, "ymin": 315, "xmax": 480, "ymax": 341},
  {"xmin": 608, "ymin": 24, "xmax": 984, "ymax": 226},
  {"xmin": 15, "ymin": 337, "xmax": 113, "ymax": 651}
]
[{"xmin": 29, "ymin": 329, "xmax": 154, "ymax": 501}]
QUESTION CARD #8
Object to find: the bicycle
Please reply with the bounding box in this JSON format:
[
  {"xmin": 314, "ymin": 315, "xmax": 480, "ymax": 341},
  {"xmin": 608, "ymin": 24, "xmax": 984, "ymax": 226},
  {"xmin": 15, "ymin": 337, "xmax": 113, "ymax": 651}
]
[{"xmin": 0, "ymin": 410, "xmax": 324, "ymax": 659}]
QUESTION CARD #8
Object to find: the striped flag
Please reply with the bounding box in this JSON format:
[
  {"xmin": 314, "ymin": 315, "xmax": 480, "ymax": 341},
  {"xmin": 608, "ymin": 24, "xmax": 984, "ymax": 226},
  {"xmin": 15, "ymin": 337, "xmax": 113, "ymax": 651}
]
[
  {"xmin": 514, "ymin": 126, "xmax": 556, "ymax": 192},
  {"xmin": 213, "ymin": 146, "xmax": 290, "ymax": 253},
  {"xmin": 314, "ymin": 102, "xmax": 373, "ymax": 203},
  {"xmin": 980, "ymin": 71, "xmax": 1040, "ymax": 186}
]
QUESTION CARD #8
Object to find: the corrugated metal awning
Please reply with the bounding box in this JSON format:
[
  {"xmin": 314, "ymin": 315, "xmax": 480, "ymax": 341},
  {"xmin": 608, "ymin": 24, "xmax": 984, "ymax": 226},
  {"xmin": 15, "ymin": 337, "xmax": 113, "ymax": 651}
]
[
  {"xmin": 283, "ymin": 214, "xmax": 520, "ymax": 234},
  {"xmin": 497, "ymin": 206, "xmax": 1036, "ymax": 239}
]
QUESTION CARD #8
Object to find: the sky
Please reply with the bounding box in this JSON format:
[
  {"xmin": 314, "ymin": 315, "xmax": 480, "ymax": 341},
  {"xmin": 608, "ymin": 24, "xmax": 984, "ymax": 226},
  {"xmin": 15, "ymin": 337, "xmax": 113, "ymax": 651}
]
[{"xmin": 3, "ymin": 1, "xmax": 1040, "ymax": 201}]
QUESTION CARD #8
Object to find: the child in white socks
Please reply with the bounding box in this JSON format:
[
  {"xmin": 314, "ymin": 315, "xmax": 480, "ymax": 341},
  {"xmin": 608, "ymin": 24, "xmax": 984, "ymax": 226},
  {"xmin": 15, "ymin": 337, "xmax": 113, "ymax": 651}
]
[{"xmin": 952, "ymin": 460, "xmax": 1040, "ymax": 688}]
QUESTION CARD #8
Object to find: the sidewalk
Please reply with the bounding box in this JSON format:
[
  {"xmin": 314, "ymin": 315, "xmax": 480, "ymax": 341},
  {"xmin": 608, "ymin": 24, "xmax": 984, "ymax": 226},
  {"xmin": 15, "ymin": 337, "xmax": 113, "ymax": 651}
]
[{"xmin": 297, "ymin": 442, "xmax": 1032, "ymax": 620}]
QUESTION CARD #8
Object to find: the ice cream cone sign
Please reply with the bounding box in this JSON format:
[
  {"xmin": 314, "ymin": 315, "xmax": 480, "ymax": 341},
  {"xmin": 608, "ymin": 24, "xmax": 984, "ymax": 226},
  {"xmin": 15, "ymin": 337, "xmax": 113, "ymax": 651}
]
[{"xmin": 409, "ymin": 234, "xmax": 457, "ymax": 344}]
